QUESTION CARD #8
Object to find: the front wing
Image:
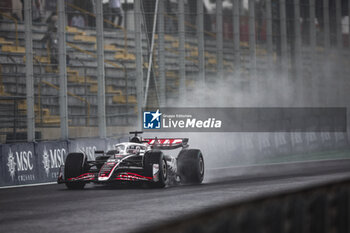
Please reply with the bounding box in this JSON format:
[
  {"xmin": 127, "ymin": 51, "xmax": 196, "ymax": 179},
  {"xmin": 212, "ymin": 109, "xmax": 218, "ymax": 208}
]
[{"xmin": 57, "ymin": 165, "xmax": 157, "ymax": 184}]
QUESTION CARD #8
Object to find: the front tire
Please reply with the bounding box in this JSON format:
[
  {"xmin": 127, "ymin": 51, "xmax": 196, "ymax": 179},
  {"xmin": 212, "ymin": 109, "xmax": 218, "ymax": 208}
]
[
  {"xmin": 144, "ymin": 151, "xmax": 167, "ymax": 188},
  {"xmin": 177, "ymin": 149, "xmax": 204, "ymax": 184},
  {"xmin": 64, "ymin": 153, "xmax": 87, "ymax": 190}
]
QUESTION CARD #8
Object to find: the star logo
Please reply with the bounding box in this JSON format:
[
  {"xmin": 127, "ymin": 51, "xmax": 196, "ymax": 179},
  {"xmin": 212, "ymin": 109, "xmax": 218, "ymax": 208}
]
[
  {"xmin": 42, "ymin": 146, "xmax": 51, "ymax": 177},
  {"xmin": 143, "ymin": 109, "xmax": 162, "ymax": 129},
  {"xmin": 150, "ymin": 109, "xmax": 162, "ymax": 122},
  {"xmin": 7, "ymin": 149, "xmax": 16, "ymax": 181}
]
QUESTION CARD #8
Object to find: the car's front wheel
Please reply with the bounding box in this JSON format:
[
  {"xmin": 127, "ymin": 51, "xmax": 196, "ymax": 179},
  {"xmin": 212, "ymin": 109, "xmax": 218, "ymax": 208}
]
[
  {"xmin": 64, "ymin": 153, "xmax": 87, "ymax": 190},
  {"xmin": 144, "ymin": 151, "xmax": 167, "ymax": 188}
]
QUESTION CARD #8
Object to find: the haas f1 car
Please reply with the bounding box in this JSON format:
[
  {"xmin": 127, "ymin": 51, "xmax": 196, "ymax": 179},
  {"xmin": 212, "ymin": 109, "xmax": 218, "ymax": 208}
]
[{"xmin": 58, "ymin": 132, "xmax": 204, "ymax": 189}]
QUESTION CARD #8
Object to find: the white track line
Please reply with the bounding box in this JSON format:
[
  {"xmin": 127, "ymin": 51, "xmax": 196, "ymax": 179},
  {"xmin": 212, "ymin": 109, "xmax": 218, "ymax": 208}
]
[{"xmin": 0, "ymin": 182, "xmax": 56, "ymax": 189}]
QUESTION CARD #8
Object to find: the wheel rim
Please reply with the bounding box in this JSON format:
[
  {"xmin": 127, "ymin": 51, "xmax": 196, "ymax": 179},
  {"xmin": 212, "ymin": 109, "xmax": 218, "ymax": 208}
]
[
  {"xmin": 199, "ymin": 156, "xmax": 204, "ymax": 176},
  {"xmin": 162, "ymin": 159, "xmax": 167, "ymax": 180}
]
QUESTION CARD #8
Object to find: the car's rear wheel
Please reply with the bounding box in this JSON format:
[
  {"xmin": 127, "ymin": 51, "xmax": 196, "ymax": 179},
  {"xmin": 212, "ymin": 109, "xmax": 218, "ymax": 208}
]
[
  {"xmin": 144, "ymin": 151, "xmax": 167, "ymax": 188},
  {"xmin": 177, "ymin": 149, "xmax": 204, "ymax": 184},
  {"xmin": 64, "ymin": 153, "xmax": 87, "ymax": 190}
]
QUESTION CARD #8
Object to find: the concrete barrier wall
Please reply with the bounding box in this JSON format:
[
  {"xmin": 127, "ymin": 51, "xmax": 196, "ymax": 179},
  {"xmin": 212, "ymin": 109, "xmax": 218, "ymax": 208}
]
[
  {"xmin": 0, "ymin": 132, "xmax": 348, "ymax": 187},
  {"xmin": 191, "ymin": 131, "xmax": 349, "ymax": 168},
  {"xmin": 0, "ymin": 137, "xmax": 121, "ymax": 187}
]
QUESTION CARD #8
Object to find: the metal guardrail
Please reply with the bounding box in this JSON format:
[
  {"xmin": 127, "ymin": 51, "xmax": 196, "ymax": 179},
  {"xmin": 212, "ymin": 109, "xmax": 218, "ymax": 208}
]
[{"xmin": 136, "ymin": 178, "xmax": 350, "ymax": 233}]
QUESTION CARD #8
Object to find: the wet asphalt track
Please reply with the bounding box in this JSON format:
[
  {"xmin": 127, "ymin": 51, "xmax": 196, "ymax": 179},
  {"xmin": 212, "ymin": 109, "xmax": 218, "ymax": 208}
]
[{"xmin": 1, "ymin": 159, "xmax": 350, "ymax": 233}]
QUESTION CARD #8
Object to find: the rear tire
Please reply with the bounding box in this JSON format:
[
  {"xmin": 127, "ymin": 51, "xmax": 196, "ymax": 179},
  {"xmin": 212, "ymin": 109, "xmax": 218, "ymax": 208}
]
[
  {"xmin": 177, "ymin": 149, "xmax": 204, "ymax": 184},
  {"xmin": 64, "ymin": 153, "xmax": 87, "ymax": 190},
  {"xmin": 144, "ymin": 151, "xmax": 167, "ymax": 188}
]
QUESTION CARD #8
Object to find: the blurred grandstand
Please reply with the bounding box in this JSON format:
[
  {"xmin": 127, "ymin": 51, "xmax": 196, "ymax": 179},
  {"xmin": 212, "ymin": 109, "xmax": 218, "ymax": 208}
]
[{"xmin": 0, "ymin": 0, "xmax": 349, "ymax": 143}]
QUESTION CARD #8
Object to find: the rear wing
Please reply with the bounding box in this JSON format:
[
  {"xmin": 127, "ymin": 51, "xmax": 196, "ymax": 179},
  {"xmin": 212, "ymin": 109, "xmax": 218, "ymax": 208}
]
[{"xmin": 143, "ymin": 138, "xmax": 189, "ymax": 150}]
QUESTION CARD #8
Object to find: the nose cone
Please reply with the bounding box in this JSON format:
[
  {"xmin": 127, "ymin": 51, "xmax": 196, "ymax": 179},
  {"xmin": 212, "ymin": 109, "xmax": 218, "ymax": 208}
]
[{"xmin": 98, "ymin": 162, "xmax": 117, "ymax": 181}]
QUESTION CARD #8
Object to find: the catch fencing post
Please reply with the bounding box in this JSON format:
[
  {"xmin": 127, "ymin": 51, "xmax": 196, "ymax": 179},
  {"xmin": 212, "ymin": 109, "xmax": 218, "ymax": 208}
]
[
  {"xmin": 197, "ymin": 0, "xmax": 205, "ymax": 107},
  {"xmin": 58, "ymin": 0, "xmax": 68, "ymax": 140},
  {"xmin": 309, "ymin": 0, "xmax": 316, "ymax": 106},
  {"xmin": 335, "ymin": 0, "xmax": 343, "ymax": 50},
  {"xmin": 280, "ymin": 0, "xmax": 288, "ymax": 106},
  {"xmin": 158, "ymin": 0, "xmax": 165, "ymax": 106},
  {"xmin": 335, "ymin": 0, "xmax": 343, "ymax": 105},
  {"xmin": 96, "ymin": 0, "xmax": 106, "ymax": 138},
  {"xmin": 24, "ymin": 0, "xmax": 35, "ymax": 142},
  {"xmin": 248, "ymin": 0, "xmax": 257, "ymax": 97},
  {"xmin": 178, "ymin": 0, "xmax": 186, "ymax": 99},
  {"xmin": 349, "ymin": 0, "xmax": 350, "ymax": 51},
  {"xmin": 216, "ymin": 0, "xmax": 223, "ymax": 81},
  {"xmin": 323, "ymin": 0, "xmax": 330, "ymax": 106},
  {"xmin": 266, "ymin": 0, "xmax": 273, "ymax": 72},
  {"xmin": 293, "ymin": 0, "xmax": 302, "ymax": 105},
  {"xmin": 233, "ymin": 0, "xmax": 241, "ymax": 101},
  {"xmin": 134, "ymin": 0, "xmax": 143, "ymax": 129},
  {"xmin": 233, "ymin": 0, "xmax": 240, "ymax": 77},
  {"xmin": 266, "ymin": 0, "xmax": 274, "ymax": 105}
]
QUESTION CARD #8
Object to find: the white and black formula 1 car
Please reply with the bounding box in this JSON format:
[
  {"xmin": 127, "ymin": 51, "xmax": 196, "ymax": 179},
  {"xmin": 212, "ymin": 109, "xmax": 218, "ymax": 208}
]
[{"xmin": 57, "ymin": 132, "xmax": 204, "ymax": 189}]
